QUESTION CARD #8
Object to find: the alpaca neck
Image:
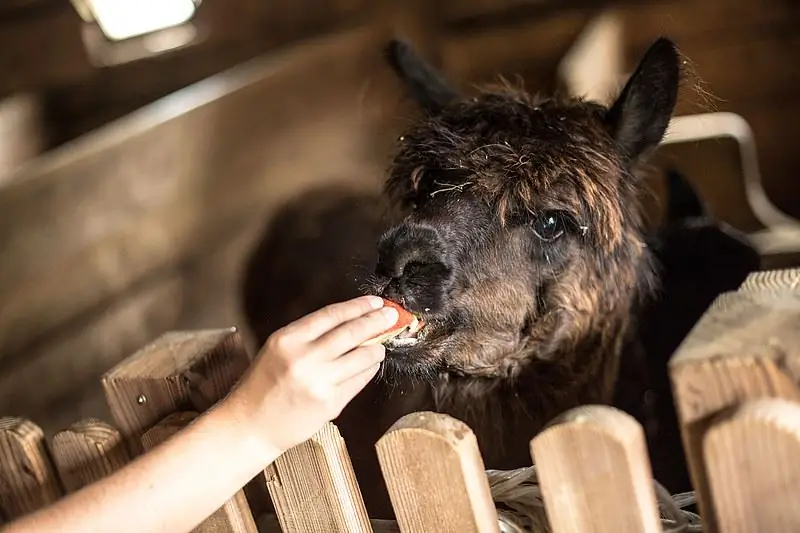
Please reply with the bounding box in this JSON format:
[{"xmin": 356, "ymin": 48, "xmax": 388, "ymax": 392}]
[{"xmin": 422, "ymin": 320, "xmax": 628, "ymax": 468}]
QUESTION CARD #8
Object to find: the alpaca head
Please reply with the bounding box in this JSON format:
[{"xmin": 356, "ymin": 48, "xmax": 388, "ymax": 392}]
[{"xmin": 367, "ymin": 38, "xmax": 681, "ymax": 380}]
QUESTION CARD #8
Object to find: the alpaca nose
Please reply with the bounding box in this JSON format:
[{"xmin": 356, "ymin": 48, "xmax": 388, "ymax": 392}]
[
  {"xmin": 375, "ymin": 223, "xmax": 453, "ymax": 311},
  {"xmin": 377, "ymin": 223, "xmax": 446, "ymax": 277}
]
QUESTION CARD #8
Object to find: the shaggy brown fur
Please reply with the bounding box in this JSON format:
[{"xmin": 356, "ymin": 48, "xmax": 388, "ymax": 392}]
[
  {"xmin": 241, "ymin": 37, "xmax": 684, "ymax": 519},
  {"xmin": 336, "ymin": 37, "xmax": 682, "ymax": 518}
]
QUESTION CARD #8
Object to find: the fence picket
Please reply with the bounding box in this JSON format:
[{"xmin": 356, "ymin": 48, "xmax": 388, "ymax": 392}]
[
  {"xmin": 375, "ymin": 411, "xmax": 500, "ymax": 533},
  {"xmin": 101, "ymin": 327, "xmax": 273, "ymax": 520},
  {"xmin": 50, "ymin": 418, "xmax": 130, "ymax": 493},
  {"xmin": 0, "ymin": 417, "xmax": 62, "ymax": 520},
  {"xmin": 101, "ymin": 328, "xmax": 252, "ymax": 455},
  {"xmin": 265, "ymin": 421, "xmax": 372, "ymax": 533},
  {"xmin": 142, "ymin": 411, "xmax": 259, "ymax": 533},
  {"xmin": 704, "ymin": 397, "xmax": 800, "ymax": 533},
  {"xmin": 530, "ymin": 405, "xmax": 661, "ymax": 533},
  {"xmin": 668, "ymin": 270, "xmax": 800, "ymax": 531}
]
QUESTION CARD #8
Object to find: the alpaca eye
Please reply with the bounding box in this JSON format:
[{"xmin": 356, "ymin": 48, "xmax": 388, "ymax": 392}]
[{"xmin": 532, "ymin": 211, "xmax": 564, "ymax": 242}]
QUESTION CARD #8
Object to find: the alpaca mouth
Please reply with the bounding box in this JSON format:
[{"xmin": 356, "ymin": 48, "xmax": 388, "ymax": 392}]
[{"xmin": 385, "ymin": 315, "xmax": 427, "ymax": 349}]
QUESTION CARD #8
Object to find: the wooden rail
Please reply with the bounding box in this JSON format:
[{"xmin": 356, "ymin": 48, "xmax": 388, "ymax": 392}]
[{"xmin": 1, "ymin": 267, "xmax": 799, "ymax": 532}]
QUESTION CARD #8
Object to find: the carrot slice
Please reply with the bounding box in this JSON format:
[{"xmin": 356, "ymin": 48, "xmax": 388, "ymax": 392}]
[{"xmin": 361, "ymin": 298, "xmax": 417, "ymax": 346}]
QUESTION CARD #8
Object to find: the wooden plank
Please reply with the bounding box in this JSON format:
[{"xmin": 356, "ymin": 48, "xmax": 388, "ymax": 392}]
[
  {"xmin": 264, "ymin": 422, "xmax": 372, "ymax": 533},
  {"xmin": 375, "ymin": 411, "xmax": 500, "ymax": 533},
  {"xmin": 101, "ymin": 328, "xmax": 251, "ymax": 455},
  {"xmin": 0, "ymin": 25, "xmax": 396, "ymax": 364},
  {"xmin": 0, "ymin": 417, "xmax": 63, "ymax": 520},
  {"xmin": 141, "ymin": 411, "xmax": 258, "ymax": 533},
  {"xmin": 703, "ymin": 397, "xmax": 800, "ymax": 533},
  {"xmin": 668, "ymin": 269, "xmax": 800, "ymax": 533},
  {"xmin": 49, "ymin": 418, "xmax": 130, "ymax": 493},
  {"xmin": 530, "ymin": 405, "xmax": 661, "ymax": 533}
]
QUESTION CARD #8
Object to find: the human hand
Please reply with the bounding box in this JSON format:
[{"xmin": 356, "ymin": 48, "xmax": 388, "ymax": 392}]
[{"xmin": 227, "ymin": 295, "xmax": 398, "ymax": 457}]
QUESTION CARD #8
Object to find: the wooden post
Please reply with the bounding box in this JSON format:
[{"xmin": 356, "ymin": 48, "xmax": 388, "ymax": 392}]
[
  {"xmin": 101, "ymin": 327, "xmax": 251, "ymax": 455},
  {"xmin": 264, "ymin": 421, "xmax": 372, "ymax": 533},
  {"xmin": 530, "ymin": 405, "xmax": 661, "ymax": 533},
  {"xmin": 668, "ymin": 267, "xmax": 800, "ymax": 532},
  {"xmin": 0, "ymin": 417, "xmax": 63, "ymax": 520},
  {"xmin": 375, "ymin": 411, "xmax": 500, "ymax": 533},
  {"xmin": 703, "ymin": 397, "xmax": 800, "ymax": 533},
  {"xmin": 142, "ymin": 411, "xmax": 258, "ymax": 533},
  {"xmin": 49, "ymin": 418, "xmax": 130, "ymax": 493},
  {"xmin": 101, "ymin": 327, "xmax": 272, "ymax": 521}
]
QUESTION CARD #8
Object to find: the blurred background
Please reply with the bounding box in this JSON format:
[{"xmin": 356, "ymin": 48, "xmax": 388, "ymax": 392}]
[{"xmin": 0, "ymin": 0, "xmax": 798, "ymax": 436}]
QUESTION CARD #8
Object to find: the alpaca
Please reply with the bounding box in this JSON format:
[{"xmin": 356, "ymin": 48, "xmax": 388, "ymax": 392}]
[
  {"xmin": 241, "ymin": 36, "xmax": 694, "ymax": 519},
  {"xmin": 326, "ymin": 36, "xmax": 684, "ymax": 517}
]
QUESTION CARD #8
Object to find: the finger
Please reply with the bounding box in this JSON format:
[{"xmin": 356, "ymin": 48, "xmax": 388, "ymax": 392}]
[
  {"xmin": 328, "ymin": 344, "xmax": 386, "ymax": 385},
  {"xmin": 313, "ymin": 306, "xmax": 399, "ymax": 358},
  {"xmin": 282, "ymin": 295, "xmax": 385, "ymax": 342},
  {"xmin": 335, "ymin": 361, "xmax": 382, "ymax": 405}
]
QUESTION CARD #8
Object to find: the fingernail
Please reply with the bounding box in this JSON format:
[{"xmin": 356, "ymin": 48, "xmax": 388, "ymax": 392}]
[
  {"xmin": 367, "ymin": 296, "xmax": 384, "ymax": 309},
  {"xmin": 381, "ymin": 306, "xmax": 399, "ymax": 325}
]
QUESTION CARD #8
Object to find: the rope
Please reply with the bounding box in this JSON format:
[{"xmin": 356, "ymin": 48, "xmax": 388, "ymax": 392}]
[{"xmin": 485, "ymin": 466, "xmax": 703, "ymax": 533}]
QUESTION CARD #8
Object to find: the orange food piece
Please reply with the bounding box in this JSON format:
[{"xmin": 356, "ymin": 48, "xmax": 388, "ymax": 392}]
[{"xmin": 361, "ymin": 298, "xmax": 418, "ymax": 346}]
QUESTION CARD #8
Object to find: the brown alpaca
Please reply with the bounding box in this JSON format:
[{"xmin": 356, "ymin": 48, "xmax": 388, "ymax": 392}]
[
  {"xmin": 330, "ymin": 36, "xmax": 682, "ymax": 518},
  {"xmin": 240, "ymin": 37, "xmax": 682, "ymax": 519}
]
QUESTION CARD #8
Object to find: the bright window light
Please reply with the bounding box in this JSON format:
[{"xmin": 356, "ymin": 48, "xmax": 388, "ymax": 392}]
[{"xmin": 86, "ymin": 0, "xmax": 199, "ymax": 41}]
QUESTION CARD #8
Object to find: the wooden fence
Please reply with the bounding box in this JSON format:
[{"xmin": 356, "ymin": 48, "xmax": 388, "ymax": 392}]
[{"xmin": 1, "ymin": 267, "xmax": 799, "ymax": 533}]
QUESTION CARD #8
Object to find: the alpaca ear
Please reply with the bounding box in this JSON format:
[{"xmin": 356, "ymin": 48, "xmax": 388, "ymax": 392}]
[
  {"xmin": 384, "ymin": 39, "xmax": 459, "ymax": 114},
  {"xmin": 605, "ymin": 38, "xmax": 681, "ymax": 164}
]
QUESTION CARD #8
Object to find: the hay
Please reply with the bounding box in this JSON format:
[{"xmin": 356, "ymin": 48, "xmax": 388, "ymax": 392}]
[{"xmin": 485, "ymin": 466, "xmax": 703, "ymax": 533}]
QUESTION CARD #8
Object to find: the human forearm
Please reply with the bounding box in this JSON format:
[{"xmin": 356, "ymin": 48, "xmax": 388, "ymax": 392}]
[
  {"xmin": 1, "ymin": 296, "xmax": 395, "ymax": 533},
  {"xmin": 3, "ymin": 396, "xmax": 276, "ymax": 533}
]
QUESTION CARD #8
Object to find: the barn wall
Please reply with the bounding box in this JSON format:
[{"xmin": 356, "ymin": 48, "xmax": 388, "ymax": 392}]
[{"xmin": 0, "ymin": 26, "xmax": 412, "ymax": 433}]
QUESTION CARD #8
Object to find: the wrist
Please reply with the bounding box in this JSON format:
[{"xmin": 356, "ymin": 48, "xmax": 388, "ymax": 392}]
[{"xmin": 217, "ymin": 387, "xmax": 284, "ymax": 466}]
